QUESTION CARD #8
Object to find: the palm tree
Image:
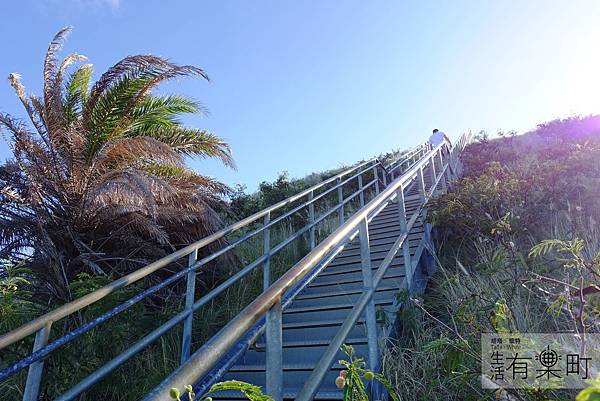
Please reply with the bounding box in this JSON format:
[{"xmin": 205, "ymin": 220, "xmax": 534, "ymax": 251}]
[{"xmin": 0, "ymin": 27, "xmax": 235, "ymax": 302}]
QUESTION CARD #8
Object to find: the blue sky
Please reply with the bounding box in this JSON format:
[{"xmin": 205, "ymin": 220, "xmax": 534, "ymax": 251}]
[{"xmin": 1, "ymin": 1, "xmax": 600, "ymax": 191}]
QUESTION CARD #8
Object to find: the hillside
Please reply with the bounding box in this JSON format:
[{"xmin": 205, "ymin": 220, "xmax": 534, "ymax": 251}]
[{"xmin": 383, "ymin": 115, "xmax": 600, "ymax": 400}]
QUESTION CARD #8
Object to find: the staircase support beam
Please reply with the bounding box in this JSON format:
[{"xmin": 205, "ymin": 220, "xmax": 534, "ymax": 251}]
[
  {"xmin": 358, "ymin": 218, "xmax": 379, "ymax": 373},
  {"xmin": 22, "ymin": 324, "xmax": 52, "ymax": 401},
  {"xmin": 358, "ymin": 174, "xmax": 365, "ymax": 207},
  {"xmin": 308, "ymin": 191, "xmax": 316, "ymax": 250},
  {"xmin": 337, "ymin": 177, "xmax": 345, "ymax": 225},
  {"xmin": 263, "ymin": 212, "xmax": 271, "ymax": 290},
  {"xmin": 417, "ymin": 166, "xmax": 427, "ymax": 202},
  {"xmin": 396, "ymin": 185, "xmax": 413, "ymax": 293},
  {"xmin": 265, "ymin": 301, "xmax": 283, "ymax": 401},
  {"xmin": 180, "ymin": 249, "xmax": 198, "ymax": 364}
]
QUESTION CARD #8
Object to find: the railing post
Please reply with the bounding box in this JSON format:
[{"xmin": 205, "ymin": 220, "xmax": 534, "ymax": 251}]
[
  {"xmin": 181, "ymin": 249, "xmax": 198, "ymax": 364},
  {"xmin": 337, "ymin": 177, "xmax": 344, "ymax": 225},
  {"xmin": 22, "ymin": 323, "xmax": 52, "ymax": 401},
  {"xmin": 266, "ymin": 300, "xmax": 283, "ymax": 401},
  {"xmin": 438, "ymin": 152, "xmax": 447, "ymax": 194},
  {"xmin": 358, "ymin": 174, "xmax": 365, "ymax": 208},
  {"xmin": 417, "ymin": 166, "xmax": 426, "ymax": 201},
  {"xmin": 358, "ymin": 218, "xmax": 379, "ymax": 373},
  {"xmin": 446, "ymin": 149, "xmax": 457, "ymax": 182},
  {"xmin": 396, "ymin": 186, "xmax": 413, "ymax": 293},
  {"xmin": 382, "ymin": 168, "xmax": 387, "ymax": 187},
  {"xmin": 429, "ymin": 152, "xmax": 437, "ymax": 194},
  {"xmin": 308, "ymin": 191, "xmax": 316, "ymax": 250},
  {"xmin": 263, "ymin": 212, "xmax": 271, "ymax": 290},
  {"xmin": 374, "ymin": 165, "xmax": 380, "ymax": 195}
]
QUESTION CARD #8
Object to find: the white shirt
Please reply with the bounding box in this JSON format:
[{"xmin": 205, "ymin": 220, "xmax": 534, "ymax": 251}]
[{"xmin": 429, "ymin": 131, "xmax": 446, "ymax": 147}]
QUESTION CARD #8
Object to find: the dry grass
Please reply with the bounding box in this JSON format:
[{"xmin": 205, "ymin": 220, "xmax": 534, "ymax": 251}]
[{"xmin": 380, "ymin": 210, "xmax": 600, "ymax": 401}]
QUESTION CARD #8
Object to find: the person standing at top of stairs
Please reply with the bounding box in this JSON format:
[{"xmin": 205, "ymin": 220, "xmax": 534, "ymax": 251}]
[{"xmin": 429, "ymin": 128, "xmax": 451, "ymax": 147}]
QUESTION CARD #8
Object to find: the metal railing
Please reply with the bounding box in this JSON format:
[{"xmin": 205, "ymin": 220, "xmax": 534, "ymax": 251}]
[
  {"xmin": 143, "ymin": 133, "xmax": 471, "ymax": 401},
  {"xmin": 0, "ymin": 142, "xmax": 429, "ymax": 401}
]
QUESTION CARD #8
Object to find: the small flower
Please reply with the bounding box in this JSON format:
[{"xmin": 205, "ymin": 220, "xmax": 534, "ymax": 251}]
[
  {"xmin": 169, "ymin": 388, "xmax": 181, "ymax": 400},
  {"xmin": 339, "ymin": 370, "xmax": 348, "ymax": 378},
  {"xmin": 364, "ymin": 371, "xmax": 375, "ymax": 380},
  {"xmin": 335, "ymin": 376, "xmax": 346, "ymax": 388},
  {"xmin": 185, "ymin": 385, "xmax": 193, "ymax": 393}
]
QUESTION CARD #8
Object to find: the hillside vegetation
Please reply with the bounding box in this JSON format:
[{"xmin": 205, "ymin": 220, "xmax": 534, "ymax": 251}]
[{"xmin": 383, "ymin": 115, "xmax": 600, "ymax": 401}]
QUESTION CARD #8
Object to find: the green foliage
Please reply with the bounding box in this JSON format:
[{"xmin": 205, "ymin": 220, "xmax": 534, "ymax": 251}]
[
  {"xmin": 428, "ymin": 162, "xmax": 528, "ymax": 249},
  {"xmin": 0, "ymin": 261, "xmax": 34, "ymax": 333},
  {"xmin": 409, "ymin": 116, "xmax": 600, "ymax": 400},
  {"xmin": 336, "ymin": 344, "xmax": 399, "ymax": 401},
  {"xmin": 530, "ymin": 239, "xmax": 585, "ymax": 259},
  {"xmin": 0, "ymin": 28, "xmax": 235, "ymax": 305},
  {"xmin": 430, "ymin": 122, "xmax": 600, "ymax": 258},
  {"xmin": 490, "ymin": 299, "xmax": 513, "ymax": 333},
  {"xmin": 170, "ymin": 380, "xmax": 274, "ymax": 401},
  {"xmin": 578, "ymin": 377, "xmax": 600, "ymax": 401},
  {"xmin": 529, "ymin": 236, "xmax": 600, "ymax": 340},
  {"xmin": 208, "ymin": 381, "xmax": 273, "ymax": 401}
]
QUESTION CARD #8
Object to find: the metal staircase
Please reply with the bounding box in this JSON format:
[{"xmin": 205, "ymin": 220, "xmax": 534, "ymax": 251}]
[
  {"xmin": 0, "ymin": 134, "xmax": 470, "ymax": 401},
  {"xmin": 216, "ymin": 191, "xmax": 426, "ymax": 400}
]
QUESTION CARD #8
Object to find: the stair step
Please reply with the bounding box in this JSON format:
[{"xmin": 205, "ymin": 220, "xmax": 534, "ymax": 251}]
[
  {"xmin": 290, "ymin": 286, "xmax": 398, "ymax": 308},
  {"xmin": 295, "ymin": 284, "xmax": 398, "ymax": 300},
  {"xmin": 373, "ymin": 205, "xmax": 420, "ymax": 219},
  {"xmin": 241, "ymin": 339, "xmax": 369, "ymax": 365},
  {"xmin": 255, "ymin": 336, "xmax": 368, "ymax": 349},
  {"xmin": 282, "ymin": 300, "xmax": 395, "ymax": 323},
  {"xmin": 328, "ymin": 233, "xmax": 421, "ymax": 260},
  {"xmin": 282, "ymin": 318, "xmax": 365, "ymax": 329},
  {"xmin": 328, "ymin": 242, "xmax": 418, "ymax": 268},
  {"xmin": 222, "ymin": 364, "xmax": 344, "ymax": 392},
  {"xmin": 228, "ymin": 363, "xmax": 343, "ymax": 372},
  {"xmin": 308, "ymin": 265, "xmax": 404, "ymax": 288},
  {"xmin": 284, "ymin": 298, "xmax": 394, "ymax": 315},
  {"xmin": 319, "ymin": 253, "xmax": 409, "ymax": 271},
  {"xmin": 301, "ymin": 276, "xmax": 405, "ymax": 297},
  {"xmin": 343, "ymin": 227, "xmax": 424, "ymax": 250},
  {"xmin": 273, "ymin": 319, "xmax": 367, "ymax": 342}
]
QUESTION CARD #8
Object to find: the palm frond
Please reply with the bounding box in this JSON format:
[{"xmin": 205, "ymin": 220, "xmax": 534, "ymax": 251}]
[
  {"xmin": 43, "ymin": 26, "xmax": 72, "ymax": 136},
  {"xmin": 116, "ymin": 211, "xmax": 170, "ymax": 244},
  {"xmin": 57, "ymin": 57, "xmax": 88, "ymax": 123},
  {"xmin": 121, "ymin": 63, "xmax": 208, "ymax": 117},
  {"xmin": 94, "ymin": 136, "xmax": 184, "ymax": 172},
  {"xmin": 82, "ymin": 55, "xmax": 173, "ymax": 127},
  {"xmin": 89, "ymin": 168, "xmax": 180, "ymax": 218},
  {"xmin": 64, "ymin": 64, "xmax": 93, "ymax": 123},
  {"xmin": 141, "ymin": 127, "xmax": 235, "ymax": 168},
  {"xmin": 129, "ymin": 95, "xmax": 205, "ymax": 126},
  {"xmin": 81, "ymin": 56, "xmax": 209, "ymax": 160},
  {"xmin": 140, "ymin": 163, "xmax": 231, "ymax": 195},
  {"xmin": 8, "ymin": 73, "xmax": 47, "ymax": 137}
]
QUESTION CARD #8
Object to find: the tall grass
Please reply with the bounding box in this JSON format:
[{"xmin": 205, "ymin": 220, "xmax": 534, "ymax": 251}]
[
  {"xmin": 0, "ymin": 164, "xmax": 381, "ymax": 401},
  {"xmin": 381, "ymin": 123, "xmax": 600, "ymax": 401},
  {"xmin": 381, "ymin": 234, "xmax": 585, "ymax": 401}
]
